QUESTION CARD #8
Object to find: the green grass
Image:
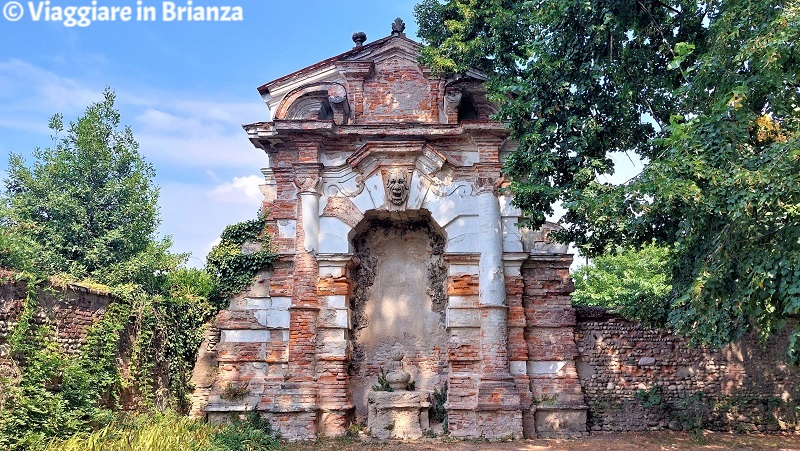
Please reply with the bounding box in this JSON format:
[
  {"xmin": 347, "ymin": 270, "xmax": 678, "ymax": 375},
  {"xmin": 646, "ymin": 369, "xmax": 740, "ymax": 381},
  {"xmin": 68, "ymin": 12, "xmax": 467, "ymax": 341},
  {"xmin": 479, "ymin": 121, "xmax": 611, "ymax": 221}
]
[{"xmin": 46, "ymin": 410, "xmax": 283, "ymax": 451}]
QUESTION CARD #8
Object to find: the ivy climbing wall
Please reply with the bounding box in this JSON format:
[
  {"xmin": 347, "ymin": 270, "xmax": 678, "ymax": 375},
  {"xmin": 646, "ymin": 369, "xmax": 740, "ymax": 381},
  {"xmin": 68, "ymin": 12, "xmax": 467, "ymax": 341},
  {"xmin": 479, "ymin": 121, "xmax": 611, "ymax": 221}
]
[{"xmin": 0, "ymin": 273, "xmax": 110, "ymax": 376}]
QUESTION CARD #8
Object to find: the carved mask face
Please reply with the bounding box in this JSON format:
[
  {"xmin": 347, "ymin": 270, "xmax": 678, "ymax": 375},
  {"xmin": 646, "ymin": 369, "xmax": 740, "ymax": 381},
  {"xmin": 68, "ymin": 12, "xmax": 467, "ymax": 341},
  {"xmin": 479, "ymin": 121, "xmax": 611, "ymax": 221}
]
[{"xmin": 386, "ymin": 169, "xmax": 409, "ymax": 205}]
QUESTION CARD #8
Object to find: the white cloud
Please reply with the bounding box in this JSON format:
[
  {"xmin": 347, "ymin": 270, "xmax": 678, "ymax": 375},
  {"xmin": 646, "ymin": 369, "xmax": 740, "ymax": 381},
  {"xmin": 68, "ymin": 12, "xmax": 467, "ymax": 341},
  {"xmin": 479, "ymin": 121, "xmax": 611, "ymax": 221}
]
[
  {"xmin": 136, "ymin": 108, "xmax": 192, "ymax": 132},
  {"xmin": 0, "ymin": 59, "xmax": 101, "ymax": 114},
  {"xmin": 127, "ymin": 97, "xmax": 268, "ymax": 170},
  {"xmin": 0, "ymin": 59, "xmax": 271, "ymax": 267},
  {"xmin": 210, "ymin": 175, "xmax": 264, "ymax": 205},
  {"xmin": 135, "ymin": 129, "xmax": 266, "ymax": 169},
  {"xmin": 0, "ymin": 59, "xmax": 270, "ymax": 171}
]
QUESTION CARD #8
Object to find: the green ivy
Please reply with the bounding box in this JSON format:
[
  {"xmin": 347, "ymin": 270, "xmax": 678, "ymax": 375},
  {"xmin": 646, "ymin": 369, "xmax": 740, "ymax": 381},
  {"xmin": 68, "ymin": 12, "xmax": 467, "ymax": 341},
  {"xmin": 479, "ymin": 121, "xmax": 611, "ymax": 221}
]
[
  {"xmin": 0, "ymin": 270, "xmax": 219, "ymax": 449},
  {"xmin": 0, "ymin": 213, "xmax": 276, "ymax": 447},
  {"xmin": 0, "ymin": 275, "xmax": 117, "ymax": 450},
  {"xmin": 206, "ymin": 213, "xmax": 276, "ymax": 307}
]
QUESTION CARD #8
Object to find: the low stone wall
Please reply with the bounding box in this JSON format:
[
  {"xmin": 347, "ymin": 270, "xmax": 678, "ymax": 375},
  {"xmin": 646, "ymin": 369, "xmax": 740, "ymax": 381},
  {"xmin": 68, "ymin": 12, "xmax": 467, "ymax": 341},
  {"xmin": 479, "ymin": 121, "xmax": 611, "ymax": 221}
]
[
  {"xmin": 575, "ymin": 306, "xmax": 800, "ymax": 433},
  {"xmin": 0, "ymin": 274, "xmax": 110, "ymax": 368}
]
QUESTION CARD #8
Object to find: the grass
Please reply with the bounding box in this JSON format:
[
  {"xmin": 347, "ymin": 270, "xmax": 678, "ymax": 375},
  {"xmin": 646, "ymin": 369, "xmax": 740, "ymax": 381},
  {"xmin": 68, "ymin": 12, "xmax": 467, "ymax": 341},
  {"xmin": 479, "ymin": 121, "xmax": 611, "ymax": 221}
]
[{"xmin": 46, "ymin": 409, "xmax": 283, "ymax": 451}]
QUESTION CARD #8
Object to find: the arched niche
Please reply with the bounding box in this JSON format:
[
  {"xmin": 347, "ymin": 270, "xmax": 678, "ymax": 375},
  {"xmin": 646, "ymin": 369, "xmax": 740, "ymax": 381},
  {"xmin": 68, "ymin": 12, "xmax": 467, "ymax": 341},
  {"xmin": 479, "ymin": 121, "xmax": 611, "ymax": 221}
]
[
  {"xmin": 443, "ymin": 79, "xmax": 500, "ymax": 122},
  {"xmin": 346, "ymin": 209, "xmax": 449, "ymax": 421},
  {"xmin": 274, "ymin": 82, "xmax": 350, "ymax": 123}
]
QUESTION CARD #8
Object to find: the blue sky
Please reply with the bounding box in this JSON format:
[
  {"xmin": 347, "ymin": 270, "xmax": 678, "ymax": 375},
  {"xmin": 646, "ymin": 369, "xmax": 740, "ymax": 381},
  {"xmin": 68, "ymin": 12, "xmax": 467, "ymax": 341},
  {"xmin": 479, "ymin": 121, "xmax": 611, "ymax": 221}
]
[
  {"xmin": 0, "ymin": 0, "xmax": 420, "ymax": 266},
  {"xmin": 0, "ymin": 0, "xmax": 643, "ymax": 268}
]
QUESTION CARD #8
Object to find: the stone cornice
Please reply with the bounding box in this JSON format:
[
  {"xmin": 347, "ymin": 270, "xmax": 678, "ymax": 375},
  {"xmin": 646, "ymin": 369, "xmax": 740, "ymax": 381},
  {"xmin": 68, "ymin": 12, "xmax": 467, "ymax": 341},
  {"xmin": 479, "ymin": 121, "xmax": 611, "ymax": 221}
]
[{"xmin": 244, "ymin": 121, "xmax": 510, "ymax": 150}]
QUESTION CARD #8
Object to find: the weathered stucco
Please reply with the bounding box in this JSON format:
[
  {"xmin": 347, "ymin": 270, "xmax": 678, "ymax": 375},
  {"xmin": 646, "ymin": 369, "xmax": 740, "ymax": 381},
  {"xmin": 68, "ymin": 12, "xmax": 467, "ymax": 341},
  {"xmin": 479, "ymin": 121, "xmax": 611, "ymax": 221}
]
[{"xmin": 349, "ymin": 215, "xmax": 448, "ymax": 420}]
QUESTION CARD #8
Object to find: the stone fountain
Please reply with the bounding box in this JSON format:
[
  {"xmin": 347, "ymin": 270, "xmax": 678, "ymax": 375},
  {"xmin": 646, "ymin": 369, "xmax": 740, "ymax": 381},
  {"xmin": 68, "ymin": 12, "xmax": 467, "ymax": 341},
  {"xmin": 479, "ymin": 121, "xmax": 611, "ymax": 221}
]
[{"xmin": 367, "ymin": 348, "xmax": 431, "ymax": 439}]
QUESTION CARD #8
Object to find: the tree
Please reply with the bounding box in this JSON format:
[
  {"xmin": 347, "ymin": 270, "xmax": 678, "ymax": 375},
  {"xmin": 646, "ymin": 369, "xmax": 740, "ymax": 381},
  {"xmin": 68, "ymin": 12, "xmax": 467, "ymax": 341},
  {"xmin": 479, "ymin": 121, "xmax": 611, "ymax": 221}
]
[
  {"xmin": 572, "ymin": 244, "xmax": 672, "ymax": 327},
  {"xmin": 416, "ymin": 0, "xmax": 800, "ymax": 361},
  {"xmin": 2, "ymin": 88, "xmax": 175, "ymax": 287}
]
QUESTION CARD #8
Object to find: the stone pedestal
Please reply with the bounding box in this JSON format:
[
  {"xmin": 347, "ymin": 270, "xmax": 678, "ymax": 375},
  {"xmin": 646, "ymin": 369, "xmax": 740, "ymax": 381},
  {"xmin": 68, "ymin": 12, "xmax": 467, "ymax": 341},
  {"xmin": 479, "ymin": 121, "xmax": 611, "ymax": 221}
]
[{"xmin": 367, "ymin": 391, "xmax": 431, "ymax": 439}]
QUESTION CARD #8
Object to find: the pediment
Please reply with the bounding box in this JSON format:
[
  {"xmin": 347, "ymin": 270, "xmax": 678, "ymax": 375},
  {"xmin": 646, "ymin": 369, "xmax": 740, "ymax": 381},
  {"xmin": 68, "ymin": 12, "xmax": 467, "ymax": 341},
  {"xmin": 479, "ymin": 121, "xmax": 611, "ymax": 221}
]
[
  {"xmin": 341, "ymin": 35, "xmax": 423, "ymax": 66},
  {"xmin": 347, "ymin": 141, "xmax": 447, "ymax": 181},
  {"xmin": 254, "ymin": 26, "xmax": 498, "ymax": 127}
]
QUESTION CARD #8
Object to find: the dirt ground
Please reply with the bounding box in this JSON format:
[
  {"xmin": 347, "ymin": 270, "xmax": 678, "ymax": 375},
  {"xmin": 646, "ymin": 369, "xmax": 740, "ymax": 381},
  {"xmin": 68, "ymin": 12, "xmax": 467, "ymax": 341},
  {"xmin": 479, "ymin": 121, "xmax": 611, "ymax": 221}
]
[{"xmin": 286, "ymin": 431, "xmax": 800, "ymax": 451}]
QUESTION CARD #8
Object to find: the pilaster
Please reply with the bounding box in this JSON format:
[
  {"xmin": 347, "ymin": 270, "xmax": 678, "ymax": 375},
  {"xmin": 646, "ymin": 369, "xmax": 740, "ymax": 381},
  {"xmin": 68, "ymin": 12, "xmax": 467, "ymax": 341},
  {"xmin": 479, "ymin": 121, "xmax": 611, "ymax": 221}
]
[{"xmin": 315, "ymin": 254, "xmax": 355, "ymax": 436}]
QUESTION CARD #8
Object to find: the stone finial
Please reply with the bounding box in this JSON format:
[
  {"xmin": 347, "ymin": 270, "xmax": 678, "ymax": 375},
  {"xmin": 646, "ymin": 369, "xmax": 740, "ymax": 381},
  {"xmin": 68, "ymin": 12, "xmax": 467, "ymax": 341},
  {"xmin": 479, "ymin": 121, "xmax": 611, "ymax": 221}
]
[
  {"xmin": 352, "ymin": 31, "xmax": 367, "ymax": 47},
  {"xmin": 385, "ymin": 347, "xmax": 411, "ymax": 391},
  {"xmin": 391, "ymin": 17, "xmax": 406, "ymax": 36}
]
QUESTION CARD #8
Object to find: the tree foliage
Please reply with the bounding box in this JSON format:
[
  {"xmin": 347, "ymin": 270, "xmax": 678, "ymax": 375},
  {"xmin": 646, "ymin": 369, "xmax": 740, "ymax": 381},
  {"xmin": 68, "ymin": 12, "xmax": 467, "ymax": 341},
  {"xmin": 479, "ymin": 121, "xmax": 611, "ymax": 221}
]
[
  {"xmin": 416, "ymin": 0, "xmax": 800, "ymax": 361},
  {"xmin": 0, "ymin": 90, "xmax": 226, "ymax": 448},
  {"xmin": 572, "ymin": 244, "xmax": 672, "ymax": 327},
  {"xmin": 1, "ymin": 88, "xmax": 174, "ymax": 285}
]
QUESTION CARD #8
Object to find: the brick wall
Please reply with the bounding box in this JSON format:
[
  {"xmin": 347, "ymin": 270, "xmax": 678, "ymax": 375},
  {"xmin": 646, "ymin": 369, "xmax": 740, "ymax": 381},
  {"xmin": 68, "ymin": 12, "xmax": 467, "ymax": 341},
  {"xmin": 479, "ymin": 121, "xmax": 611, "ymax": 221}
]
[
  {"xmin": 0, "ymin": 276, "xmax": 110, "ymax": 355},
  {"xmin": 575, "ymin": 306, "xmax": 800, "ymax": 432},
  {"xmin": 0, "ymin": 273, "xmax": 111, "ymax": 386}
]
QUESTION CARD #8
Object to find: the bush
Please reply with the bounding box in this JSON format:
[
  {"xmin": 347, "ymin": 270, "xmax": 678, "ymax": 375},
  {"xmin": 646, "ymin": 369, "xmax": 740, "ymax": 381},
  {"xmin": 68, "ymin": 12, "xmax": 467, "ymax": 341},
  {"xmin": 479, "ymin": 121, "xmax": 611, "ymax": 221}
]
[
  {"xmin": 49, "ymin": 410, "xmax": 213, "ymax": 451},
  {"xmin": 210, "ymin": 410, "xmax": 283, "ymax": 451}
]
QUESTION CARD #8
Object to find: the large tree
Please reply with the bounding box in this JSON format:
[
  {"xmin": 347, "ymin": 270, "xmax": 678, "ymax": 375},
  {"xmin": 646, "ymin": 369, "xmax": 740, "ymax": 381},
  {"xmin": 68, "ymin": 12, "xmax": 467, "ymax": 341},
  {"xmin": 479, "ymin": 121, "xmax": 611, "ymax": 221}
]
[
  {"xmin": 416, "ymin": 0, "xmax": 800, "ymax": 361},
  {"xmin": 2, "ymin": 88, "xmax": 174, "ymax": 287}
]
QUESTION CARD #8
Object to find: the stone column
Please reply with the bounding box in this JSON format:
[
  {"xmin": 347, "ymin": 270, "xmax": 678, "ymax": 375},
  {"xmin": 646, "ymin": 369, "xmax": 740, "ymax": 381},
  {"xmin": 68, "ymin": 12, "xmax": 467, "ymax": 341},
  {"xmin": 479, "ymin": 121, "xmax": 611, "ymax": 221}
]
[
  {"xmin": 474, "ymin": 188, "xmax": 523, "ymax": 438},
  {"xmin": 282, "ymin": 169, "xmax": 322, "ymax": 439},
  {"xmin": 478, "ymin": 190, "xmax": 506, "ymax": 307},
  {"xmin": 300, "ymin": 190, "xmax": 320, "ymax": 253},
  {"xmin": 477, "ymin": 189, "xmax": 509, "ymax": 375}
]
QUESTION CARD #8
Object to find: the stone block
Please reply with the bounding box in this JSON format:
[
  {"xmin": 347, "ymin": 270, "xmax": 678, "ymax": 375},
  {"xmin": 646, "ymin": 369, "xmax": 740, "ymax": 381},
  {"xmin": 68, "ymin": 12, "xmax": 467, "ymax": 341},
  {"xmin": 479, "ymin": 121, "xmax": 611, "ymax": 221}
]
[
  {"xmin": 277, "ymin": 219, "xmax": 296, "ymax": 239},
  {"xmin": 319, "ymin": 217, "xmax": 352, "ymax": 254},
  {"xmin": 318, "ymin": 339, "xmax": 348, "ymax": 359},
  {"xmin": 406, "ymin": 169, "xmax": 429, "ymax": 210},
  {"xmin": 271, "ymin": 297, "xmax": 292, "ymax": 309},
  {"xmin": 252, "ymin": 309, "xmax": 268, "ymax": 326},
  {"xmin": 534, "ymin": 408, "xmax": 587, "ymax": 437},
  {"xmin": 244, "ymin": 297, "xmax": 272, "ymax": 310},
  {"xmin": 266, "ymin": 309, "xmax": 290, "ymax": 329},
  {"xmin": 221, "ymin": 330, "xmax": 271, "ymax": 343},
  {"xmin": 317, "ymin": 328, "xmax": 346, "ymax": 341},
  {"xmin": 446, "ymin": 307, "xmax": 480, "ymax": 328},
  {"xmin": 245, "ymin": 271, "xmax": 273, "ymax": 298},
  {"xmin": 321, "ymin": 295, "xmax": 347, "ymax": 309},
  {"xmin": 448, "ymin": 265, "xmax": 479, "ymax": 277},
  {"xmin": 509, "ymin": 361, "xmax": 527, "ymax": 376},
  {"xmin": 445, "ymin": 216, "xmax": 480, "ymax": 253},
  {"xmin": 350, "ymin": 183, "xmax": 376, "ymax": 214},
  {"xmin": 527, "ymin": 360, "xmax": 568, "ymax": 375},
  {"xmin": 367, "ymin": 391, "xmax": 429, "ymax": 439},
  {"xmin": 502, "ymin": 217, "xmax": 524, "ymax": 252},
  {"xmin": 319, "ymin": 308, "xmax": 350, "ymax": 328}
]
